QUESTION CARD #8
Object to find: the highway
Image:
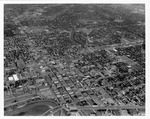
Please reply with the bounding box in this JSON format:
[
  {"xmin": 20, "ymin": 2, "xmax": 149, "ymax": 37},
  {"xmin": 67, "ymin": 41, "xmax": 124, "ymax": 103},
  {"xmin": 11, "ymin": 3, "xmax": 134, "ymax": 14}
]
[
  {"xmin": 78, "ymin": 105, "xmax": 145, "ymax": 110},
  {"xmin": 4, "ymin": 93, "xmax": 38, "ymax": 107},
  {"xmin": 4, "ymin": 95, "xmax": 40, "ymax": 108},
  {"xmin": 5, "ymin": 100, "xmax": 60, "ymax": 116},
  {"xmin": 4, "ymin": 93, "xmax": 37, "ymax": 102},
  {"xmin": 41, "ymin": 105, "xmax": 62, "ymax": 116},
  {"xmin": 87, "ymin": 41, "xmax": 143, "ymax": 53}
]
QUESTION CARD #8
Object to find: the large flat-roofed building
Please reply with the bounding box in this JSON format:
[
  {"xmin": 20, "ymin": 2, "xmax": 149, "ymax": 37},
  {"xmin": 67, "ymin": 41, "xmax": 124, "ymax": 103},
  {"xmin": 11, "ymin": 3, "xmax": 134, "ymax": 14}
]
[{"xmin": 13, "ymin": 74, "xmax": 19, "ymax": 81}]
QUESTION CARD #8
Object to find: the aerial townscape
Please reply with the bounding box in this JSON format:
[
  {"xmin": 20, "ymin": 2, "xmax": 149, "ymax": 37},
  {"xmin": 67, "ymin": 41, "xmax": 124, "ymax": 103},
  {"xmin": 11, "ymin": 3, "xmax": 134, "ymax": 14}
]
[{"xmin": 4, "ymin": 4, "xmax": 145, "ymax": 116}]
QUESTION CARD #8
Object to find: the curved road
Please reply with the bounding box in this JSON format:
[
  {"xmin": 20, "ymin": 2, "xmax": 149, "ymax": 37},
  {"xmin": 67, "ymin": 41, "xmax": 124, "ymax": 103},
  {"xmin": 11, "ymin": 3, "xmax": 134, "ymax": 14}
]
[{"xmin": 5, "ymin": 100, "xmax": 61, "ymax": 116}]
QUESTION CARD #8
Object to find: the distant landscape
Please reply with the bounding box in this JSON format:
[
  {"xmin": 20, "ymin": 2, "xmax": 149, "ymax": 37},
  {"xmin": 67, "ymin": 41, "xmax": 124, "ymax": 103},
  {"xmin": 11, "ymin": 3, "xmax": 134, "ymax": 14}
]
[{"xmin": 4, "ymin": 4, "xmax": 145, "ymax": 116}]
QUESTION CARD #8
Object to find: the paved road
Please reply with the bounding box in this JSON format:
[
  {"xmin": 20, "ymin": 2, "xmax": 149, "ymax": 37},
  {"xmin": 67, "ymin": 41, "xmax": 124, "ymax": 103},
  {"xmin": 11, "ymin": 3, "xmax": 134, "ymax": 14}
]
[
  {"xmin": 5, "ymin": 100, "xmax": 60, "ymax": 116},
  {"xmin": 87, "ymin": 41, "xmax": 143, "ymax": 53},
  {"xmin": 5, "ymin": 93, "xmax": 37, "ymax": 102},
  {"xmin": 4, "ymin": 96, "xmax": 41, "ymax": 108},
  {"xmin": 78, "ymin": 105, "xmax": 145, "ymax": 110},
  {"xmin": 41, "ymin": 105, "xmax": 62, "ymax": 116},
  {"xmin": 4, "ymin": 93, "xmax": 38, "ymax": 106}
]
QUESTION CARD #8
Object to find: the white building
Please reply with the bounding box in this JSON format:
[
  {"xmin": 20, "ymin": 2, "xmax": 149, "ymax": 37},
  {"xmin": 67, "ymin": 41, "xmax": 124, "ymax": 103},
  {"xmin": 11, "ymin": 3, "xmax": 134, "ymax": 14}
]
[{"xmin": 13, "ymin": 74, "xmax": 19, "ymax": 81}]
